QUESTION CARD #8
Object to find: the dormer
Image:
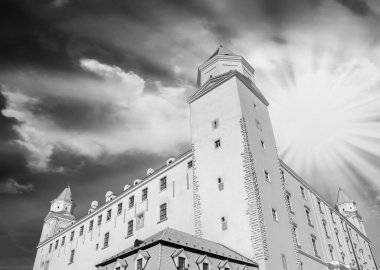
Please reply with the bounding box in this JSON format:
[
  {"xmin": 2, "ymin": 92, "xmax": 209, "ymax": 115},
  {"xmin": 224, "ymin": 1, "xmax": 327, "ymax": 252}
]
[{"xmin": 197, "ymin": 45, "xmax": 255, "ymax": 87}]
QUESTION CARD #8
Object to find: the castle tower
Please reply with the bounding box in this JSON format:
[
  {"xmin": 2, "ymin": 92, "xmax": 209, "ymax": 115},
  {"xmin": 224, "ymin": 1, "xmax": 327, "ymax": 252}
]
[
  {"xmin": 39, "ymin": 186, "xmax": 76, "ymax": 242},
  {"xmin": 336, "ymin": 188, "xmax": 366, "ymax": 236},
  {"xmin": 189, "ymin": 46, "xmax": 299, "ymax": 270}
]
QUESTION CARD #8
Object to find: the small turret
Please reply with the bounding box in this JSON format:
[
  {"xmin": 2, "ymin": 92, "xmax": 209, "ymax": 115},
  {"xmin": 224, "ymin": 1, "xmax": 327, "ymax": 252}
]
[
  {"xmin": 39, "ymin": 186, "xmax": 76, "ymax": 242},
  {"xmin": 336, "ymin": 188, "xmax": 366, "ymax": 236}
]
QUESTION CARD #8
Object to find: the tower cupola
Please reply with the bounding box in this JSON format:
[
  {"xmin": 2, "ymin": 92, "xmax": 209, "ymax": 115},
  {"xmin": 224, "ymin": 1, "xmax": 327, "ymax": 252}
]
[
  {"xmin": 50, "ymin": 186, "xmax": 75, "ymax": 214},
  {"xmin": 197, "ymin": 45, "xmax": 255, "ymax": 87}
]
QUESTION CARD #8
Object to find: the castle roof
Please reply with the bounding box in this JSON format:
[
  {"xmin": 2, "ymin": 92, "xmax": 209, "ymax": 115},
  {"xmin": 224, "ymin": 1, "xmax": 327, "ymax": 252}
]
[
  {"xmin": 208, "ymin": 45, "xmax": 236, "ymax": 60},
  {"xmin": 96, "ymin": 227, "xmax": 257, "ymax": 267},
  {"xmin": 56, "ymin": 186, "xmax": 72, "ymax": 201},
  {"xmin": 337, "ymin": 188, "xmax": 354, "ymax": 204}
]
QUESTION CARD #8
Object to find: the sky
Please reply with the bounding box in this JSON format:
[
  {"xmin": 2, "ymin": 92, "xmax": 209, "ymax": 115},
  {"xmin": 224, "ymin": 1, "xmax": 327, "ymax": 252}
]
[{"xmin": 0, "ymin": 0, "xmax": 380, "ymax": 269}]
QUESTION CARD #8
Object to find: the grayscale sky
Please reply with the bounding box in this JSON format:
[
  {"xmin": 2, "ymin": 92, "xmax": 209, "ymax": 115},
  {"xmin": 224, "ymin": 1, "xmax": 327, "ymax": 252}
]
[{"xmin": 0, "ymin": 0, "xmax": 380, "ymax": 269}]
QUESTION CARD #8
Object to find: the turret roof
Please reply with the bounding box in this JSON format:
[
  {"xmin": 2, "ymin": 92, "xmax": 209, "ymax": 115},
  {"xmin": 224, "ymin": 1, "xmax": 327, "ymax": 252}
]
[
  {"xmin": 56, "ymin": 186, "xmax": 72, "ymax": 201},
  {"xmin": 337, "ymin": 188, "xmax": 354, "ymax": 204},
  {"xmin": 208, "ymin": 45, "xmax": 236, "ymax": 60}
]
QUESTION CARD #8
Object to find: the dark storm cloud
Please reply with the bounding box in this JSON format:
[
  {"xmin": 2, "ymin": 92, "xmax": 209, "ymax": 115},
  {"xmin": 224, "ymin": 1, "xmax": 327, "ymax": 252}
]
[
  {"xmin": 0, "ymin": 178, "xmax": 34, "ymax": 195},
  {"xmin": 335, "ymin": 0, "xmax": 371, "ymax": 16}
]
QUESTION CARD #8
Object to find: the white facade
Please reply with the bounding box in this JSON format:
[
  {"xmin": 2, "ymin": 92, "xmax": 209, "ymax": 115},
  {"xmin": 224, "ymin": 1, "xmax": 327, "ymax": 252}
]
[{"xmin": 33, "ymin": 46, "xmax": 378, "ymax": 270}]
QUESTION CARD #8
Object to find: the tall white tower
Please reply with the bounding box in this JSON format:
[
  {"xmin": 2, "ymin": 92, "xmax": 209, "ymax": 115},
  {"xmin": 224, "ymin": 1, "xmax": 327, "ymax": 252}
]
[
  {"xmin": 39, "ymin": 186, "xmax": 76, "ymax": 242},
  {"xmin": 336, "ymin": 188, "xmax": 366, "ymax": 236},
  {"xmin": 189, "ymin": 45, "xmax": 299, "ymax": 270}
]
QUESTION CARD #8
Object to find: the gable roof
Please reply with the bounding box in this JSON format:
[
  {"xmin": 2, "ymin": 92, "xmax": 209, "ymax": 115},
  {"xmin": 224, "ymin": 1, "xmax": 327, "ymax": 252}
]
[
  {"xmin": 337, "ymin": 188, "xmax": 354, "ymax": 204},
  {"xmin": 188, "ymin": 70, "xmax": 269, "ymax": 105},
  {"xmin": 96, "ymin": 228, "xmax": 257, "ymax": 267},
  {"xmin": 208, "ymin": 45, "xmax": 236, "ymax": 60}
]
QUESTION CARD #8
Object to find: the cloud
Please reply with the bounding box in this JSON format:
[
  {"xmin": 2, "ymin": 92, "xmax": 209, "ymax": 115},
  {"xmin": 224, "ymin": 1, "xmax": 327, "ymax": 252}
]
[
  {"xmin": 1, "ymin": 59, "xmax": 191, "ymax": 171},
  {"xmin": 0, "ymin": 178, "xmax": 34, "ymax": 195}
]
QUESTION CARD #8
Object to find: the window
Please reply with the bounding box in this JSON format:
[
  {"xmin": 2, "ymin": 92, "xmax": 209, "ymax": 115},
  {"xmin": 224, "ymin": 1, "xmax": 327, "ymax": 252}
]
[
  {"xmin": 187, "ymin": 161, "xmax": 193, "ymax": 168},
  {"xmin": 300, "ymin": 186, "xmax": 306, "ymax": 199},
  {"xmin": 203, "ymin": 262, "xmax": 209, "ymax": 270},
  {"xmin": 97, "ymin": 215, "xmax": 102, "ymax": 226},
  {"xmin": 329, "ymin": 245, "xmax": 334, "ymax": 260},
  {"xmin": 116, "ymin": 267, "xmax": 120, "ymax": 270},
  {"xmin": 136, "ymin": 212, "xmax": 145, "ymax": 229},
  {"xmin": 212, "ymin": 119, "xmax": 219, "ymax": 129},
  {"xmin": 55, "ymin": 240, "xmax": 58, "ymax": 250},
  {"xmin": 346, "ymin": 238, "xmax": 352, "ymax": 253},
  {"xmin": 305, "ymin": 208, "xmax": 312, "ymax": 226},
  {"xmin": 89, "ymin": 220, "xmax": 93, "ymax": 231},
  {"xmin": 317, "ymin": 200, "xmax": 323, "ymax": 213},
  {"xmin": 103, "ymin": 232, "xmax": 109, "ymax": 248},
  {"xmin": 61, "ymin": 236, "xmax": 65, "ymax": 246},
  {"xmin": 70, "ymin": 231, "xmax": 74, "ymax": 242},
  {"xmin": 255, "ymin": 119, "xmax": 262, "ymax": 131},
  {"xmin": 280, "ymin": 169, "xmax": 285, "ymax": 182},
  {"xmin": 335, "ymin": 228, "xmax": 341, "ymax": 245},
  {"xmin": 218, "ymin": 177, "xmax": 224, "ymax": 191},
  {"xmin": 282, "ymin": 253, "xmax": 288, "ymax": 270},
  {"xmin": 221, "ymin": 216, "xmax": 228, "ymax": 230},
  {"xmin": 117, "ymin": 203, "xmax": 122, "ymax": 215},
  {"xmin": 160, "ymin": 177, "xmax": 167, "ymax": 191},
  {"xmin": 79, "ymin": 225, "xmax": 84, "ymax": 236},
  {"xmin": 96, "ymin": 243, "xmax": 99, "ymax": 250},
  {"xmin": 106, "ymin": 209, "xmax": 112, "ymax": 221},
  {"xmin": 127, "ymin": 220, "xmax": 134, "ymax": 237},
  {"xmin": 129, "ymin": 196, "xmax": 135, "ymax": 208},
  {"xmin": 292, "ymin": 223, "xmax": 299, "ymax": 246},
  {"xmin": 322, "ymin": 220, "xmax": 329, "ymax": 238},
  {"xmin": 341, "ymin": 252, "xmax": 346, "ymax": 264},
  {"xmin": 214, "ymin": 139, "xmax": 221, "ymax": 148},
  {"xmin": 49, "ymin": 243, "xmax": 52, "ymax": 253},
  {"xmin": 159, "ymin": 203, "xmax": 167, "ymax": 221},
  {"xmin": 264, "ymin": 170, "xmax": 270, "ymax": 182},
  {"xmin": 178, "ymin": 257, "xmax": 186, "ymax": 270},
  {"xmin": 311, "ymin": 237, "xmax": 319, "ymax": 257},
  {"xmin": 261, "ymin": 140, "xmax": 266, "ymax": 150},
  {"xmin": 69, "ymin": 249, "xmax": 75, "ymax": 264},
  {"xmin": 142, "ymin": 188, "xmax": 148, "ymax": 201},
  {"xmin": 286, "ymin": 193, "xmax": 292, "ymax": 212},
  {"xmin": 272, "ymin": 208, "xmax": 278, "ymax": 221},
  {"xmin": 330, "ymin": 210, "xmax": 336, "ymax": 224},
  {"xmin": 137, "ymin": 258, "xmax": 143, "ymax": 270}
]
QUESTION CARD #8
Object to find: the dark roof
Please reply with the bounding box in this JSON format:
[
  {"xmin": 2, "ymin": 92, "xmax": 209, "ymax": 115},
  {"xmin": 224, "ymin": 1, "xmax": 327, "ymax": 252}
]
[
  {"xmin": 188, "ymin": 70, "xmax": 269, "ymax": 105},
  {"xmin": 208, "ymin": 45, "xmax": 236, "ymax": 60},
  {"xmin": 96, "ymin": 228, "xmax": 257, "ymax": 267}
]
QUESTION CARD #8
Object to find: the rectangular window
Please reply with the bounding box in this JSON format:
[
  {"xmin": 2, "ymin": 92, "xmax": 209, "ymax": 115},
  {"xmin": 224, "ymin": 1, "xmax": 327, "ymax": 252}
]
[
  {"xmin": 335, "ymin": 229, "xmax": 341, "ymax": 245},
  {"xmin": 142, "ymin": 188, "xmax": 148, "ymax": 201},
  {"xmin": 255, "ymin": 119, "xmax": 262, "ymax": 131},
  {"xmin": 280, "ymin": 169, "xmax": 285, "ymax": 182},
  {"xmin": 129, "ymin": 196, "xmax": 134, "ymax": 208},
  {"xmin": 159, "ymin": 203, "xmax": 167, "ymax": 221},
  {"xmin": 97, "ymin": 215, "xmax": 102, "ymax": 226},
  {"xmin": 300, "ymin": 186, "xmax": 306, "ymax": 199},
  {"xmin": 305, "ymin": 208, "xmax": 312, "ymax": 226},
  {"xmin": 272, "ymin": 208, "xmax": 278, "ymax": 221},
  {"xmin": 322, "ymin": 220, "xmax": 329, "ymax": 238},
  {"xmin": 214, "ymin": 139, "xmax": 221, "ymax": 148},
  {"xmin": 317, "ymin": 200, "xmax": 323, "ymax": 213},
  {"xmin": 55, "ymin": 240, "xmax": 58, "ymax": 250},
  {"xmin": 70, "ymin": 231, "xmax": 74, "ymax": 241},
  {"xmin": 330, "ymin": 210, "xmax": 335, "ymax": 223},
  {"xmin": 137, "ymin": 258, "xmax": 143, "ymax": 270},
  {"xmin": 79, "ymin": 225, "xmax": 84, "ymax": 236},
  {"xmin": 261, "ymin": 140, "xmax": 266, "ymax": 150},
  {"xmin": 69, "ymin": 249, "xmax": 75, "ymax": 264},
  {"xmin": 49, "ymin": 243, "xmax": 52, "ymax": 253},
  {"xmin": 62, "ymin": 236, "xmax": 65, "ymax": 246},
  {"xmin": 311, "ymin": 237, "xmax": 318, "ymax": 257},
  {"xmin": 187, "ymin": 161, "xmax": 193, "ymax": 168},
  {"xmin": 292, "ymin": 224, "xmax": 299, "ymax": 245},
  {"xmin": 89, "ymin": 220, "xmax": 93, "ymax": 231},
  {"xmin": 264, "ymin": 170, "xmax": 270, "ymax": 182},
  {"xmin": 103, "ymin": 232, "xmax": 109, "ymax": 248},
  {"xmin": 117, "ymin": 203, "xmax": 123, "ymax": 215},
  {"xmin": 127, "ymin": 220, "xmax": 133, "ymax": 237},
  {"xmin": 218, "ymin": 177, "xmax": 224, "ymax": 191},
  {"xmin": 221, "ymin": 216, "xmax": 228, "ymax": 230},
  {"xmin": 178, "ymin": 257, "xmax": 186, "ymax": 270},
  {"xmin": 286, "ymin": 193, "xmax": 292, "ymax": 212},
  {"xmin": 203, "ymin": 262, "xmax": 209, "ymax": 270},
  {"xmin": 136, "ymin": 212, "xmax": 145, "ymax": 229},
  {"xmin": 160, "ymin": 177, "xmax": 167, "ymax": 191},
  {"xmin": 106, "ymin": 209, "xmax": 112, "ymax": 221},
  {"xmin": 212, "ymin": 119, "xmax": 219, "ymax": 129}
]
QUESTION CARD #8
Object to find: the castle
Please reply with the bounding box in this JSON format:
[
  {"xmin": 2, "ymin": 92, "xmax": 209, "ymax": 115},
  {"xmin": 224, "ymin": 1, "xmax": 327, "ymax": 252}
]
[{"xmin": 33, "ymin": 46, "xmax": 378, "ymax": 270}]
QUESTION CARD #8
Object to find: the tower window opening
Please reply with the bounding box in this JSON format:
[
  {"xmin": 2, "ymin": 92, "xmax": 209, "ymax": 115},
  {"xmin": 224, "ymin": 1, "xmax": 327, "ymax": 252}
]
[
  {"xmin": 212, "ymin": 119, "xmax": 219, "ymax": 129},
  {"xmin": 214, "ymin": 139, "xmax": 221, "ymax": 148},
  {"xmin": 218, "ymin": 177, "xmax": 224, "ymax": 191},
  {"xmin": 221, "ymin": 216, "xmax": 228, "ymax": 230}
]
